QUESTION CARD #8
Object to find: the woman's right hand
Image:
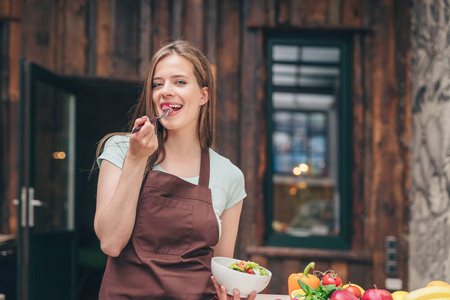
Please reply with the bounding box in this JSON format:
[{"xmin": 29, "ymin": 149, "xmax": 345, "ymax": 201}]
[
  {"xmin": 211, "ymin": 276, "xmax": 257, "ymax": 300},
  {"xmin": 129, "ymin": 116, "xmax": 158, "ymax": 160}
]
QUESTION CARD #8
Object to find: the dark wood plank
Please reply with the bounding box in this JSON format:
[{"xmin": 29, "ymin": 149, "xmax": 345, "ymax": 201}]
[
  {"xmin": 300, "ymin": 0, "xmax": 328, "ymax": 26},
  {"xmin": 205, "ymin": 0, "xmax": 217, "ymax": 64},
  {"xmin": 238, "ymin": 0, "xmax": 258, "ymax": 260},
  {"xmin": 0, "ymin": 0, "xmax": 11, "ymax": 18},
  {"xmin": 341, "ymin": 0, "xmax": 362, "ymax": 27},
  {"xmin": 61, "ymin": 0, "xmax": 87, "ymax": 74},
  {"xmin": 7, "ymin": 0, "xmax": 22, "ymax": 104},
  {"xmin": 276, "ymin": 0, "xmax": 290, "ymax": 25},
  {"xmin": 237, "ymin": 0, "xmax": 268, "ymax": 264},
  {"xmin": 152, "ymin": 0, "xmax": 170, "ymax": 54},
  {"xmin": 247, "ymin": 246, "xmax": 371, "ymax": 262},
  {"xmin": 290, "ymin": 0, "xmax": 302, "ymax": 27},
  {"xmin": 268, "ymin": 258, "xmax": 285, "ymax": 294},
  {"xmin": 86, "ymin": 0, "xmax": 96, "ymax": 75},
  {"xmin": 111, "ymin": 0, "xmax": 140, "ymax": 77},
  {"xmin": 360, "ymin": 0, "xmax": 374, "ymax": 259},
  {"xmin": 0, "ymin": 22, "xmax": 10, "ymax": 233},
  {"xmin": 139, "ymin": 0, "xmax": 152, "ymax": 75},
  {"xmin": 331, "ymin": 261, "xmax": 349, "ymax": 285},
  {"xmin": 349, "ymin": 263, "xmax": 372, "ymax": 290},
  {"xmin": 4, "ymin": 0, "xmax": 22, "ymax": 236},
  {"xmin": 6, "ymin": 102, "xmax": 19, "ymax": 234},
  {"xmin": 216, "ymin": 0, "xmax": 240, "ymax": 163},
  {"xmin": 170, "ymin": 0, "xmax": 184, "ymax": 40},
  {"xmin": 267, "ymin": 0, "xmax": 276, "ymax": 27},
  {"xmin": 23, "ymin": 0, "xmax": 57, "ymax": 70},
  {"xmin": 352, "ymin": 34, "xmax": 365, "ymax": 252},
  {"xmin": 370, "ymin": 0, "xmax": 403, "ymax": 289},
  {"xmin": 247, "ymin": 0, "xmax": 267, "ymax": 27},
  {"xmin": 95, "ymin": 0, "xmax": 111, "ymax": 76},
  {"xmin": 185, "ymin": 0, "xmax": 204, "ymax": 50},
  {"xmin": 54, "ymin": 0, "xmax": 65, "ymax": 71},
  {"xmin": 328, "ymin": 0, "xmax": 341, "ymax": 26},
  {"xmin": 393, "ymin": 0, "xmax": 411, "ymax": 290}
]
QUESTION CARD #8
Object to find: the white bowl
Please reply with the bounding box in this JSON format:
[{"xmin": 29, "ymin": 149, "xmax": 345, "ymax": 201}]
[{"xmin": 211, "ymin": 256, "xmax": 272, "ymax": 297}]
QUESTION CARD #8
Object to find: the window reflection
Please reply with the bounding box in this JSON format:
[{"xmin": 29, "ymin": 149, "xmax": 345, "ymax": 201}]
[
  {"xmin": 272, "ymin": 45, "xmax": 340, "ymax": 63},
  {"xmin": 270, "ymin": 42, "xmax": 341, "ymax": 238}
]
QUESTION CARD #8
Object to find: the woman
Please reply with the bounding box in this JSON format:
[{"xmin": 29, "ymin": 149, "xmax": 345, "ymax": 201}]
[{"xmin": 94, "ymin": 40, "xmax": 256, "ymax": 299}]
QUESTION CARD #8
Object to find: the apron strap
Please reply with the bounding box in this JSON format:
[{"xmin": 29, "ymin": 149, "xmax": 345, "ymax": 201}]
[{"xmin": 198, "ymin": 150, "xmax": 210, "ymax": 188}]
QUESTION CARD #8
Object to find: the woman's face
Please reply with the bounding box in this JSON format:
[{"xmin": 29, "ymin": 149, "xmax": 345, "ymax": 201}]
[{"xmin": 152, "ymin": 54, "xmax": 208, "ymax": 133}]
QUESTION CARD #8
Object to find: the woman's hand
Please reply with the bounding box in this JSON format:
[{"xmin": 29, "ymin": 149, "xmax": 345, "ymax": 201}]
[
  {"xmin": 211, "ymin": 276, "xmax": 257, "ymax": 300},
  {"xmin": 129, "ymin": 116, "xmax": 158, "ymax": 160}
]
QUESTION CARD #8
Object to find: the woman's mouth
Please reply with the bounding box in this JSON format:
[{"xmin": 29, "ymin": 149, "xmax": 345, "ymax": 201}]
[{"xmin": 162, "ymin": 104, "xmax": 182, "ymax": 112}]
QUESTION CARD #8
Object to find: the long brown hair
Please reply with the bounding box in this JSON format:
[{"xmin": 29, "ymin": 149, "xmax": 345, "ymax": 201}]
[{"xmin": 94, "ymin": 40, "xmax": 216, "ymax": 175}]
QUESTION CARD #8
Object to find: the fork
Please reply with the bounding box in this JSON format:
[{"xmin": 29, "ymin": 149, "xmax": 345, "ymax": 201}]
[{"xmin": 131, "ymin": 107, "xmax": 172, "ymax": 134}]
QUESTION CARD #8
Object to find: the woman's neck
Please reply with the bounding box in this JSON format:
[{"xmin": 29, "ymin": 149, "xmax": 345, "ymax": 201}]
[{"xmin": 158, "ymin": 130, "xmax": 204, "ymax": 178}]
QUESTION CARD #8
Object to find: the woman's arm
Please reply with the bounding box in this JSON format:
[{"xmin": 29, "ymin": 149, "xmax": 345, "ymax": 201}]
[
  {"xmin": 211, "ymin": 200, "xmax": 257, "ymax": 300},
  {"xmin": 212, "ymin": 200, "xmax": 244, "ymax": 258},
  {"xmin": 94, "ymin": 116, "xmax": 157, "ymax": 257},
  {"xmin": 94, "ymin": 157, "xmax": 147, "ymax": 257}
]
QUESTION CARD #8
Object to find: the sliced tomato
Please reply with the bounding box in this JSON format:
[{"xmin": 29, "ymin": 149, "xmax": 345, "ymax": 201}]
[{"xmin": 245, "ymin": 268, "xmax": 255, "ymax": 275}]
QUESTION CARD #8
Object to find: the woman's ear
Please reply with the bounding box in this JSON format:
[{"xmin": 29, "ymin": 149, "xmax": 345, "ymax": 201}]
[{"xmin": 200, "ymin": 87, "xmax": 209, "ymax": 105}]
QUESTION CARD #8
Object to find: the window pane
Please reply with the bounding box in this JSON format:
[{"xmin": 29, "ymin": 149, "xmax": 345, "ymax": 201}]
[
  {"xmin": 270, "ymin": 42, "xmax": 341, "ymax": 239},
  {"xmin": 272, "ymin": 64, "xmax": 340, "ymax": 88},
  {"xmin": 301, "ymin": 47, "xmax": 340, "ymax": 63},
  {"xmin": 272, "ymin": 92, "xmax": 335, "ymax": 110}
]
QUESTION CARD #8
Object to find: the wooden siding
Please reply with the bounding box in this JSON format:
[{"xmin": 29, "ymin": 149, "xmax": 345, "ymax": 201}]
[{"xmin": 0, "ymin": 0, "xmax": 411, "ymax": 294}]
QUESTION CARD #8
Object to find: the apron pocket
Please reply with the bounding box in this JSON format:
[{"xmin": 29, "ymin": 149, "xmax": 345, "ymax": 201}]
[{"xmin": 135, "ymin": 195, "xmax": 194, "ymax": 255}]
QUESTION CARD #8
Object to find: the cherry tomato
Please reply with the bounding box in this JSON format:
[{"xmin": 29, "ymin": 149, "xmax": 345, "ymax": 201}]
[
  {"xmin": 322, "ymin": 273, "xmax": 342, "ymax": 287},
  {"xmin": 246, "ymin": 268, "xmax": 255, "ymax": 275},
  {"xmin": 344, "ymin": 285, "xmax": 362, "ymax": 298}
]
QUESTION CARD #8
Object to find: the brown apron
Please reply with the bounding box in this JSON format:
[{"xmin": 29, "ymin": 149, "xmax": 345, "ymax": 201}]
[{"xmin": 99, "ymin": 151, "xmax": 220, "ymax": 299}]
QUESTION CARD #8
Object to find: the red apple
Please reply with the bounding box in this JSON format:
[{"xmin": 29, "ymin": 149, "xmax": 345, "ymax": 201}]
[
  {"xmin": 330, "ymin": 290, "xmax": 359, "ymax": 300},
  {"xmin": 361, "ymin": 288, "xmax": 393, "ymax": 300}
]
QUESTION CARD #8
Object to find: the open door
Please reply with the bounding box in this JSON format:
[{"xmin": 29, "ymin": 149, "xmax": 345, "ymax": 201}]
[{"xmin": 17, "ymin": 59, "xmax": 76, "ymax": 300}]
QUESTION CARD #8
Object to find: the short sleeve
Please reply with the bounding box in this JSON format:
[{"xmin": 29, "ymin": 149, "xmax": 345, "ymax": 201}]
[
  {"xmin": 97, "ymin": 135, "xmax": 130, "ymax": 169},
  {"xmin": 224, "ymin": 166, "xmax": 247, "ymax": 210}
]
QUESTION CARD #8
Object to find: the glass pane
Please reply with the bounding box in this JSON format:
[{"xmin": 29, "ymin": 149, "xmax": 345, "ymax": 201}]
[
  {"xmin": 270, "ymin": 43, "xmax": 341, "ymax": 238},
  {"xmin": 33, "ymin": 80, "xmax": 75, "ymax": 232},
  {"xmin": 272, "ymin": 92, "xmax": 335, "ymax": 110},
  {"xmin": 272, "ymin": 45, "xmax": 300, "ymax": 61},
  {"xmin": 272, "ymin": 45, "xmax": 340, "ymax": 63},
  {"xmin": 272, "ymin": 64, "xmax": 340, "ymax": 88},
  {"xmin": 301, "ymin": 47, "xmax": 340, "ymax": 63}
]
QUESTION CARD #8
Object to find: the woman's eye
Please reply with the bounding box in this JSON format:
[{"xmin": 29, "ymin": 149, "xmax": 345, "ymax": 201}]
[
  {"xmin": 176, "ymin": 80, "xmax": 186, "ymax": 85},
  {"xmin": 152, "ymin": 82, "xmax": 162, "ymax": 88}
]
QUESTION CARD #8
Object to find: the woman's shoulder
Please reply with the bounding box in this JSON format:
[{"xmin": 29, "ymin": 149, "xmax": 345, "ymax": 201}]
[
  {"xmin": 104, "ymin": 134, "xmax": 130, "ymax": 147},
  {"xmin": 209, "ymin": 149, "xmax": 244, "ymax": 178},
  {"xmin": 97, "ymin": 134, "xmax": 129, "ymax": 168}
]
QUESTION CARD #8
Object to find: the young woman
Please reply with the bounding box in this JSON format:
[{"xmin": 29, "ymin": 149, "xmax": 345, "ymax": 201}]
[{"xmin": 94, "ymin": 40, "xmax": 256, "ymax": 300}]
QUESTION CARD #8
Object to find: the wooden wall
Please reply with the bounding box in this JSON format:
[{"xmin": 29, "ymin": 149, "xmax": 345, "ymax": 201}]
[{"xmin": 0, "ymin": 0, "xmax": 411, "ymax": 294}]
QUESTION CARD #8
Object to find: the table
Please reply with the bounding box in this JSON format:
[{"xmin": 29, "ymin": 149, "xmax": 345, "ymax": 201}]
[{"xmin": 255, "ymin": 295, "xmax": 290, "ymax": 300}]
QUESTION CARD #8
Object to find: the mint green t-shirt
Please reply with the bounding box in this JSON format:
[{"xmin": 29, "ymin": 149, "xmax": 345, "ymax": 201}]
[{"xmin": 97, "ymin": 135, "xmax": 247, "ymax": 238}]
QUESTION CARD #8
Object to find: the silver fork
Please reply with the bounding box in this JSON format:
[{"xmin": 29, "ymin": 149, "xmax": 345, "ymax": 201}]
[{"xmin": 131, "ymin": 107, "xmax": 172, "ymax": 134}]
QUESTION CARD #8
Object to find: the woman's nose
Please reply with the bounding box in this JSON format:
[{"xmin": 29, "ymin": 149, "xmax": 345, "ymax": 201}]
[{"xmin": 161, "ymin": 83, "xmax": 174, "ymax": 97}]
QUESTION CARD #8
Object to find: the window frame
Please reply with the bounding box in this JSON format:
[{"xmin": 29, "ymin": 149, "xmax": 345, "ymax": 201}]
[{"xmin": 265, "ymin": 32, "xmax": 353, "ymax": 250}]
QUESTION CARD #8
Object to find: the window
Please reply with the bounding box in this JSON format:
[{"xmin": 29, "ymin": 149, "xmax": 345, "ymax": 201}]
[{"xmin": 266, "ymin": 34, "xmax": 352, "ymax": 249}]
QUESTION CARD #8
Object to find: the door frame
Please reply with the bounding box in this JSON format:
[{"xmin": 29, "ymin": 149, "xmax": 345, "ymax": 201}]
[{"xmin": 18, "ymin": 58, "xmax": 77, "ymax": 300}]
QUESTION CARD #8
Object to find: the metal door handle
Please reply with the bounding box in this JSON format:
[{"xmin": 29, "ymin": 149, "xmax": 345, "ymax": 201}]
[
  {"xmin": 28, "ymin": 187, "xmax": 45, "ymax": 227},
  {"xmin": 31, "ymin": 199, "xmax": 44, "ymax": 206},
  {"xmin": 14, "ymin": 187, "xmax": 45, "ymax": 227}
]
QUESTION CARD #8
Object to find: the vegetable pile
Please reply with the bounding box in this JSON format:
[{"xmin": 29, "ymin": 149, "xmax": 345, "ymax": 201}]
[
  {"xmin": 228, "ymin": 260, "xmax": 269, "ymax": 276},
  {"xmin": 289, "ymin": 262, "xmax": 450, "ymax": 300}
]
